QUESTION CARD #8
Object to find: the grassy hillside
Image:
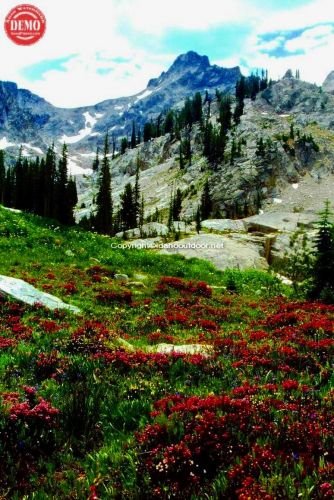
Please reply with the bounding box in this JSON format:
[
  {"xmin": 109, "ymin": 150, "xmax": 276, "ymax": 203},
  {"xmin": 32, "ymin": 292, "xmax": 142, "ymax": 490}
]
[{"xmin": 0, "ymin": 207, "xmax": 333, "ymax": 499}]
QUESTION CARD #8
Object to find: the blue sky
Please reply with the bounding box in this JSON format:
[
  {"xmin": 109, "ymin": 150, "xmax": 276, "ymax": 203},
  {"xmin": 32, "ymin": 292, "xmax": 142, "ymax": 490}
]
[{"xmin": 0, "ymin": 0, "xmax": 333, "ymax": 107}]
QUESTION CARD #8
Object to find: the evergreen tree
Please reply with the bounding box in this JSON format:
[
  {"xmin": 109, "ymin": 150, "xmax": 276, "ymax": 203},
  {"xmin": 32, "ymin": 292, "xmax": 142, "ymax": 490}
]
[
  {"xmin": 120, "ymin": 183, "xmax": 137, "ymax": 230},
  {"xmin": 167, "ymin": 190, "xmax": 174, "ymax": 230},
  {"xmin": 156, "ymin": 114, "xmax": 163, "ymax": 137},
  {"xmin": 172, "ymin": 188, "xmax": 182, "ymax": 220},
  {"xmin": 112, "ymin": 208, "xmax": 122, "ymax": 235},
  {"xmin": 67, "ymin": 177, "xmax": 78, "ymax": 225},
  {"xmin": 134, "ymin": 157, "xmax": 141, "ymax": 225},
  {"xmin": 309, "ymin": 201, "xmax": 334, "ymax": 301},
  {"xmin": 256, "ymin": 137, "xmax": 266, "ymax": 157},
  {"xmin": 219, "ymin": 96, "xmax": 232, "ymax": 136},
  {"xmin": 236, "ymin": 76, "xmax": 246, "ymax": 102},
  {"xmin": 56, "ymin": 143, "xmax": 72, "ymax": 224},
  {"xmin": 95, "ymin": 134, "xmax": 113, "ymax": 234},
  {"xmin": 234, "ymin": 99, "xmax": 244, "ymax": 125},
  {"xmin": 139, "ymin": 194, "xmax": 145, "ymax": 231},
  {"xmin": 195, "ymin": 205, "xmax": 202, "ymax": 233},
  {"xmin": 14, "ymin": 148, "xmax": 25, "ymax": 210},
  {"xmin": 92, "ymin": 148, "xmax": 99, "ymax": 172},
  {"xmin": 131, "ymin": 121, "xmax": 137, "ymax": 149},
  {"xmin": 43, "ymin": 144, "xmax": 57, "ymax": 218},
  {"xmin": 4, "ymin": 168, "xmax": 14, "ymax": 207},
  {"xmin": 179, "ymin": 144, "xmax": 184, "ymax": 170},
  {"xmin": 143, "ymin": 122, "xmax": 153, "ymax": 142},
  {"xmin": 120, "ymin": 137, "xmax": 128, "ymax": 154},
  {"xmin": 200, "ymin": 180, "xmax": 213, "ymax": 220},
  {"xmin": 183, "ymin": 130, "xmax": 192, "ymax": 165},
  {"xmin": 0, "ymin": 150, "xmax": 5, "ymax": 205},
  {"xmin": 111, "ymin": 135, "xmax": 116, "ymax": 159},
  {"xmin": 230, "ymin": 138, "xmax": 237, "ymax": 165},
  {"xmin": 192, "ymin": 92, "xmax": 203, "ymax": 123},
  {"xmin": 164, "ymin": 110, "xmax": 174, "ymax": 135}
]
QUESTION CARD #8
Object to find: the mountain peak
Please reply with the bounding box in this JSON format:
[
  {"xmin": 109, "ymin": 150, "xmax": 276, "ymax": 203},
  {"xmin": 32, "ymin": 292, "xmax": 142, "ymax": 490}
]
[
  {"xmin": 171, "ymin": 51, "xmax": 210, "ymax": 69},
  {"xmin": 323, "ymin": 70, "xmax": 334, "ymax": 94},
  {"xmin": 147, "ymin": 51, "xmax": 240, "ymax": 90}
]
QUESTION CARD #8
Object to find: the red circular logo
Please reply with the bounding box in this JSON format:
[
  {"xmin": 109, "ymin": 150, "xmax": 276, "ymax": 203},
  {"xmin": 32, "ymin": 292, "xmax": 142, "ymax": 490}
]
[{"xmin": 4, "ymin": 4, "xmax": 46, "ymax": 45}]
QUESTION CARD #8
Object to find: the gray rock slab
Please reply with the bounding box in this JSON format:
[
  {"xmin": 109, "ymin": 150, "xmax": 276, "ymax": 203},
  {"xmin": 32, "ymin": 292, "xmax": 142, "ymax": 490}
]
[
  {"xmin": 0, "ymin": 275, "xmax": 80, "ymax": 313},
  {"xmin": 159, "ymin": 234, "xmax": 268, "ymax": 271},
  {"xmin": 116, "ymin": 222, "xmax": 169, "ymax": 239},
  {"xmin": 202, "ymin": 219, "xmax": 246, "ymax": 232},
  {"xmin": 153, "ymin": 343, "xmax": 214, "ymax": 356},
  {"xmin": 244, "ymin": 212, "xmax": 317, "ymax": 233}
]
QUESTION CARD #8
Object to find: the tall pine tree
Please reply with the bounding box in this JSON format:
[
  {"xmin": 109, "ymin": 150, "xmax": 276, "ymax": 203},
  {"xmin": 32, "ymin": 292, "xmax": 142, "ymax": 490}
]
[
  {"xmin": 120, "ymin": 183, "xmax": 137, "ymax": 230},
  {"xmin": 95, "ymin": 134, "xmax": 113, "ymax": 234},
  {"xmin": 0, "ymin": 150, "xmax": 5, "ymax": 205},
  {"xmin": 309, "ymin": 201, "xmax": 334, "ymax": 301},
  {"xmin": 200, "ymin": 180, "xmax": 213, "ymax": 220}
]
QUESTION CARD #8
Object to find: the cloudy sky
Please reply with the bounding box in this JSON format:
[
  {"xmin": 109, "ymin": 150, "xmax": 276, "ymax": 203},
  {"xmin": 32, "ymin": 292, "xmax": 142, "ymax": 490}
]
[{"xmin": 0, "ymin": 0, "xmax": 333, "ymax": 107}]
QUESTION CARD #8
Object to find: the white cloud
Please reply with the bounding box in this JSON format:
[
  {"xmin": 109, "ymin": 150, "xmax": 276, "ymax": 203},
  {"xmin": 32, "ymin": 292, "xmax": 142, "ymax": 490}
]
[
  {"xmin": 0, "ymin": 0, "xmax": 333, "ymax": 106},
  {"xmin": 256, "ymin": 0, "xmax": 334, "ymax": 33},
  {"xmin": 116, "ymin": 0, "xmax": 261, "ymax": 34},
  {"xmin": 245, "ymin": 38, "xmax": 334, "ymax": 84},
  {"xmin": 256, "ymin": 36, "xmax": 285, "ymax": 52},
  {"xmin": 285, "ymin": 25, "xmax": 333, "ymax": 52}
]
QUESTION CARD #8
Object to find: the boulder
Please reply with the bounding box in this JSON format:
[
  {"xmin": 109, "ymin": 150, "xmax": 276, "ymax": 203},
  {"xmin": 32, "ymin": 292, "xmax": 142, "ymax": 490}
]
[
  {"xmin": 323, "ymin": 70, "xmax": 334, "ymax": 94},
  {"xmin": 114, "ymin": 274, "xmax": 129, "ymax": 282},
  {"xmin": 244, "ymin": 212, "xmax": 317, "ymax": 233},
  {"xmin": 202, "ymin": 219, "xmax": 246, "ymax": 232},
  {"xmin": 0, "ymin": 275, "xmax": 80, "ymax": 313},
  {"xmin": 159, "ymin": 234, "xmax": 268, "ymax": 271},
  {"xmin": 153, "ymin": 343, "xmax": 214, "ymax": 356},
  {"xmin": 172, "ymin": 221, "xmax": 193, "ymax": 233},
  {"xmin": 116, "ymin": 222, "xmax": 169, "ymax": 239}
]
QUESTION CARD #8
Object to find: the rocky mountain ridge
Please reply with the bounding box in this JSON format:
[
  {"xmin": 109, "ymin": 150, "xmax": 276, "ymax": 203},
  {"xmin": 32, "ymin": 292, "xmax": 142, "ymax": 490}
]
[
  {"xmin": 0, "ymin": 51, "xmax": 241, "ymax": 173},
  {"xmin": 73, "ymin": 70, "xmax": 334, "ymax": 272}
]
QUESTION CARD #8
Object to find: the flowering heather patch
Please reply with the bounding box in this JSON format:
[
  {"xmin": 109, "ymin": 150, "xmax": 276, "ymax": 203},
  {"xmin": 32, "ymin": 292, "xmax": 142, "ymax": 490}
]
[
  {"xmin": 62, "ymin": 282, "xmax": 78, "ymax": 295},
  {"xmin": 67, "ymin": 320, "xmax": 116, "ymax": 354},
  {"xmin": 95, "ymin": 289, "xmax": 133, "ymax": 305},
  {"xmin": 86, "ymin": 264, "xmax": 115, "ymax": 277},
  {"xmin": 93, "ymin": 349, "xmax": 211, "ymax": 372},
  {"xmin": 137, "ymin": 386, "xmax": 334, "ymax": 498},
  {"xmin": 0, "ymin": 299, "xmax": 33, "ymax": 339},
  {"xmin": 0, "ymin": 336, "xmax": 16, "ymax": 348},
  {"xmin": 156, "ymin": 276, "xmax": 212, "ymax": 297},
  {"xmin": 37, "ymin": 318, "xmax": 63, "ymax": 333},
  {"xmin": 35, "ymin": 351, "xmax": 65, "ymax": 379},
  {"xmin": 1, "ymin": 386, "xmax": 59, "ymax": 424},
  {"xmin": 2, "ymin": 208, "xmax": 334, "ymax": 498}
]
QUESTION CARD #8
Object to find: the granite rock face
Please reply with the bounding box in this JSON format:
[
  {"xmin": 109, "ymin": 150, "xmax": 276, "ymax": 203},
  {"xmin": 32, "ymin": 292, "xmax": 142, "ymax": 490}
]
[
  {"xmin": 0, "ymin": 275, "xmax": 80, "ymax": 313},
  {"xmin": 323, "ymin": 71, "xmax": 334, "ymax": 94},
  {"xmin": 0, "ymin": 51, "xmax": 241, "ymax": 165}
]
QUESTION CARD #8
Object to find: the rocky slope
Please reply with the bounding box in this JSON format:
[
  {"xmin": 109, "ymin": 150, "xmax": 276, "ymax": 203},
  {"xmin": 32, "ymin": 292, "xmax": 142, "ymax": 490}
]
[
  {"xmin": 75, "ymin": 71, "xmax": 334, "ymax": 272},
  {"xmin": 79, "ymin": 71, "xmax": 334, "ymax": 217}
]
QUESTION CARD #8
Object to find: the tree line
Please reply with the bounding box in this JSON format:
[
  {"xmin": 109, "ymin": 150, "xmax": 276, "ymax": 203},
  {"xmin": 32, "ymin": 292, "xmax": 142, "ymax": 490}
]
[
  {"xmin": 0, "ymin": 144, "xmax": 77, "ymax": 225},
  {"xmin": 0, "ymin": 70, "xmax": 270, "ymax": 234}
]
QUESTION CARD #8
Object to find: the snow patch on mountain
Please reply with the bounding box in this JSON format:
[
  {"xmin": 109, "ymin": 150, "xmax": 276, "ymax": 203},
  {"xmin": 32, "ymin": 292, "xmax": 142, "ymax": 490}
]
[
  {"xmin": 83, "ymin": 111, "xmax": 97, "ymax": 128},
  {"xmin": 0, "ymin": 137, "xmax": 15, "ymax": 149},
  {"xmin": 80, "ymin": 152, "xmax": 96, "ymax": 158},
  {"xmin": 68, "ymin": 157, "xmax": 93, "ymax": 176},
  {"xmin": 135, "ymin": 89, "xmax": 153, "ymax": 102},
  {"xmin": 59, "ymin": 112, "xmax": 103, "ymax": 145},
  {"xmin": 22, "ymin": 143, "xmax": 44, "ymax": 155}
]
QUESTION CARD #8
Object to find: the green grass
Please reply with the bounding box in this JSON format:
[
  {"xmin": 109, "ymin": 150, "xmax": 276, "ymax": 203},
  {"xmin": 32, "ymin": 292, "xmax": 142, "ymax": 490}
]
[{"xmin": 3, "ymin": 207, "xmax": 325, "ymax": 499}]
